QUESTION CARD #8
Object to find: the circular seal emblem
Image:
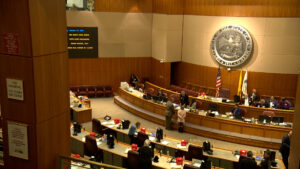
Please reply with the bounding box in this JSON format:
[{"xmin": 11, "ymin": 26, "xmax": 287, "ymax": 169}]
[{"xmin": 210, "ymin": 25, "xmax": 253, "ymax": 67}]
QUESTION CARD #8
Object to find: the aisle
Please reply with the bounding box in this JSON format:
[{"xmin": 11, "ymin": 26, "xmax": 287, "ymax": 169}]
[{"xmin": 81, "ymin": 97, "xmax": 282, "ymax": 159}]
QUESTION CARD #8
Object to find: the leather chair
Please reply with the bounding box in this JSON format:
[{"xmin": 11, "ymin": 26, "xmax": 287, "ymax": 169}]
[
  {"xmin": 208, "ymin": 102, "xmax": 218, "ymax": 112},
  {"xmin": 170, "ymin": 94, "xmax": 180, "ymax": 104},
  {"xmin": 137, "ymin": 131, "xmax": 149, "ymax": 147},
  {"xmin": 196, "ymin": 100, "xmax": 202, "ymax": 109},
  {"xmin": 70, "ymin": 86, "xmax": 79, "ymax": 96},
  {"xmin": 85, "ymin": 135, "xmax": 98, "ymax": 157},
  {"xmin": 95, "ymin": 86, "xmax": 104, "ymax": 97},
  {"xmin": 263, "ymin": 111, "xmax": 275, "ymax": 117},
  {"xmin": 87, "ymin": 86, "xmax": 96, "ymax": 97},
  {"xmin": 78, "ymin": 86, "xmax": 88, "ymax": 96},
  {"xmin": 219, "ymin": 88, "xmax": 230, "ymax": 99},
  {"xmin": 127, "ymin": 150, "xmax": 139, "ymax": 169},
  {"xmin": 241, "ymin": 109, "xmax": 247, "ymax": 117},
  {"xmin": 187, "ymin": 144, "xmax": 204, "ymax": 161},
  {"xmin": 183, "ymin": 164, "xmax": 199, "ymax": 169},
  {"xmin": 104, "ymin": 86, "xmax": 113, "ymax": 97},
  {"xmin": 85, "ymin": 135, "xmax": 103, "ymax": 162},
  {"xmin": 92, "ymin": 118, "xmax": 109, "ymax": 136}
]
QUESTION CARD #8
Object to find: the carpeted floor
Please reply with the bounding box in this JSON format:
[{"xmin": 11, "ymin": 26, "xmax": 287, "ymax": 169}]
[{"xmin": 81, "ymin": 97, "xmax": 282, "ymax": 159}]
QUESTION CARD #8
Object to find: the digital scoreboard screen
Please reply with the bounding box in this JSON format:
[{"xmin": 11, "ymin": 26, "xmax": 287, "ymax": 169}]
[{"xmin": 67, "ymin": 27, "xmax": 98, "ymax": 58}]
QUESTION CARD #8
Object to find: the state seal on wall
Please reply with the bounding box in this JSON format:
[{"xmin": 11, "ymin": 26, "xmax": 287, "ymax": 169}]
[{"xmin": 210, "ymin": 25, "xmax": 253, "ymax": 67}]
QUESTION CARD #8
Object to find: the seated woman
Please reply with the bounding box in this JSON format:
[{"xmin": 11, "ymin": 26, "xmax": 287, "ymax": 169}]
[
  {"xmin": 189, "ymin": 99, "xmax": 197, "ymax": 111},
  {"xmin": 231, "ymin": 103, "xmax": 242, "ymax": 119}
]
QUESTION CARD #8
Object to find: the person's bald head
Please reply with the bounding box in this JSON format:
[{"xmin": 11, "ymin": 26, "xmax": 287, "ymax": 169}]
[
  {"xmin": 252, "ymin": 89, "xmax": 256, "ymax": 93},
  {"xmin": 181, "ymin": 91, "xmax": 185, "ymax": 96}
]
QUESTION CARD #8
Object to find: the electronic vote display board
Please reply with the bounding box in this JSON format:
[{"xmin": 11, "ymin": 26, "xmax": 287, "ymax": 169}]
[{"xmin": 67, "ymin": 27, "xmax": 98, "ymax": 58}]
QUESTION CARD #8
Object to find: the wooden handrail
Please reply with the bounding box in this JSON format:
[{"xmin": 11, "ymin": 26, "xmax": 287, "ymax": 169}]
[{"xmin": 60, "ymin": 155, "xmax": 125, "ymax": 169}]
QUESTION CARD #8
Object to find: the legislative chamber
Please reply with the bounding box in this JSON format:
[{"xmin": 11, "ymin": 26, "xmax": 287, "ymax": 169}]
[{"xmin": 0, "ymin": 0, "xmax": 300, "ymax": 169}]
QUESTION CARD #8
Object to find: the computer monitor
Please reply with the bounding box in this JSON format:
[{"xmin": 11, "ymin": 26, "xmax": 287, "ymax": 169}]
[
  {"xmin": 156, "ymin": 128, "xmax": 163, "ymax": 142},
  {"xmin": 272, "ymin": 116, "xmax": 284, "ymax": 123},
  {"xmin": 258, "ymin": 115, "xmax": 271, "ymax": 123}
]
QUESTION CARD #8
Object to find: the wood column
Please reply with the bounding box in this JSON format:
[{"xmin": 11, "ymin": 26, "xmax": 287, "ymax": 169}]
[
  {"xmin": 0, "ymin": 0, "xmax": 70, "ymax": 169},
  {"xmin": 290, "ymin": 74, "xmax": 300, "ymax": 169}
]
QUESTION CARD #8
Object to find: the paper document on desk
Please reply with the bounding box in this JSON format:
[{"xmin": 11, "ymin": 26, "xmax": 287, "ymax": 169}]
[
  {"xmin": 97, "ymin": 142, "xmax": 102, "ymax": 146},
  {"xmin": 124, "ymin": 148, "xmax": 131, "ymax": 154},
  {"xmin": 82, "ymin": 137, "xmax": 86, "ymax": 142},
  {"xmin": 170, "ymin": 163, "xmax": 181, "ymax": 169},
  {"xmin": 177, "ymin": 144, "xmax": 187, "ymax": 149},
  {"xmin": 162, "ymin": 141, "xmax": 169, "ymax": 145},
  {"xmin": 108, "ymin": 125, "xmax": 115, "ymax": 128},
  {"xmin": 149, "ymin": 136, "xmax": 155, "ymax": 141}
]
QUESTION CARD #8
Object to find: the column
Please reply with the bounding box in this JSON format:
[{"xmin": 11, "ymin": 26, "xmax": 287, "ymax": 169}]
[{"xmin": 0, "ymin": 0, "xmax": 70, "ymax": 169}]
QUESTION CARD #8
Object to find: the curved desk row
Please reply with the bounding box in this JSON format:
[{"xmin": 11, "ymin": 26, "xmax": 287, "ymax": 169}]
[
  {"xmin": 97, "ymin": 119, "xmax": 285, "ymax": 169},
  {"xmin": 145, "ymin": 82, "xmax": 294, "ymax": 123},
  {"xmin": 70, "ymin": 128, "xmax": 197, "ymax": 169},
  {"xmin": 116, "ymin": 88, "xmax": 292, "ymax": 149}
]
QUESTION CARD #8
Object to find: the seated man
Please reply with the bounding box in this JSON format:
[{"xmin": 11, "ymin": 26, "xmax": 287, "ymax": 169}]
[
  {"xmin": 260, "ymin": 150, "xmax": 271, "ymax": 169},
  {"xmin": 267, "ymin": 96, "xmax": 277, "ymax": 109},
  {"xmin": 180, "ymin": 91, "xmax": 189, "ymax": 107},
  {"xmin": 239, "ymin": 151, "xmax": 258, "ymax": 169},
  {"xmin": 231, "ymin": 103, "xmax": 242, "ymax": 119},
  {"xmin": 279, "ymin": 97, "xmax": 292, "ymax": 110},
  {"xmin": 257, "ymin": 99, "xmax": 268, "ymax": 108},
  {"xmin": 128, "ymin": 122, "xmax": 141, "ymax": 144},
  {"xmin": 157, "ymin": 89, "xmax": 165, "ymax": 99}
]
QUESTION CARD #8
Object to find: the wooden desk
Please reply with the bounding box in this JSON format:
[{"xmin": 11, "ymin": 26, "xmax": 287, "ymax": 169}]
[
  {"xmin": 145, "ymin": 82, "xmax": 294, "ymax": 122},
  {"xmin": 116, "ymin": 88, "xmax": 292, "ymax": 149},
  {"xmin": 71, "ymin": 106, "xmax": 92, "ymax": 123},
  {"xmin": 97, "ymin": 119, "xmax": 285, "ymax": 169},
  {"xmin": 71, "ymin": 129, "xmax": 197, "ymax": 169}
]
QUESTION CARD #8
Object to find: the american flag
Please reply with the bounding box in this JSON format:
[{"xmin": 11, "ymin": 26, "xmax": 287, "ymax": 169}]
[{"xmin": 216, "ymin": 67, "xmax": 222, "ymax": 97}]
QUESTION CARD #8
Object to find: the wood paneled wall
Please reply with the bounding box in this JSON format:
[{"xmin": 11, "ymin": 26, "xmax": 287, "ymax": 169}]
[
  {"xmin": 152, "ymin": 0, "xmax": 183, "ymax": 14},
  {"xmin": 150, "ymin": 58, "xmax": 171, "ymax": 89},
  {"xmin": 94, "ymin": 0, "xmax": 152, "ymax": 13},
  {"xmin": 68, "ymin": 57, "xmax": 152, "ymax": 91},
  {"xmin": 171, "ymin": 62, "xmax": 298, "ymax": 99},
  {"xmin": 94, "ymin": 0, "xmax": 300, "ymax": 17},
  {"xmin": 183, "ymin": 0, "xmax": 300, "ymax": 17}
]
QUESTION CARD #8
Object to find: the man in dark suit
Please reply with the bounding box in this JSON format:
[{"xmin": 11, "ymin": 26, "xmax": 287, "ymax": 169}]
[
  {"xmin": 280, "ymin": 131, "xmax": 292, "ymax": 169},
  {"xmin": 239, "ymin": 151, "xmax": 258, "ymax": 169},
  {"xmin": 138, "ymin": 139, "xmax": 154, "ymax": 169},
  {"xmin": 231, "ymin": 103, "xmax": 242, "ymax": 119},
  {"xmin": 266, "ymin": 96, "xmax": 277, "ymax": 109},
  {"xmin": 249, "ymin": 88, "xmax": 259, "ymax": 106},
  {"xmin": 180, "ymin": 91, "xmax": 189, "ymax": 107}
]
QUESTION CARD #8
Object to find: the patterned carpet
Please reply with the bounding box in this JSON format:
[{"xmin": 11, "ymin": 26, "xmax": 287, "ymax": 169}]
[{"xmin": 81, "ymin": 97, "xmax": 282, "ymax": 159}]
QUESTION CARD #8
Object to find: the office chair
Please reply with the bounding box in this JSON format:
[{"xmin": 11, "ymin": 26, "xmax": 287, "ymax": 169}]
[
  {"xmin": 104, "ymin": 86, "xmax": 113, "ymax": 97},
  {"xmin": 263, "ymin": 111, "xmax": 275, "ymax": 117},
  {"xmin": 127, "ymin": 150, "xmax": 139, "ymax": 169},
  {"xmin": 187, "ymin": 144, "xmax": 204, "ymax": 161},
  {"xmin": 137, "ymin": 131, "xmax": 149, "ymax": 147},
  {"xmin": 183, "ymin": 164, "xmax": 200, "ymax": 169},
  {"xmin": 92, "ymin": 118, "xmax": 109, "ymax": 136},
  {"xmin": 95, "ymin": 86, "xmax": 104, "ymax": 97},
  {"xmin": 85, "ymin": 135, "xmax": 103, "ymax": 162}
]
